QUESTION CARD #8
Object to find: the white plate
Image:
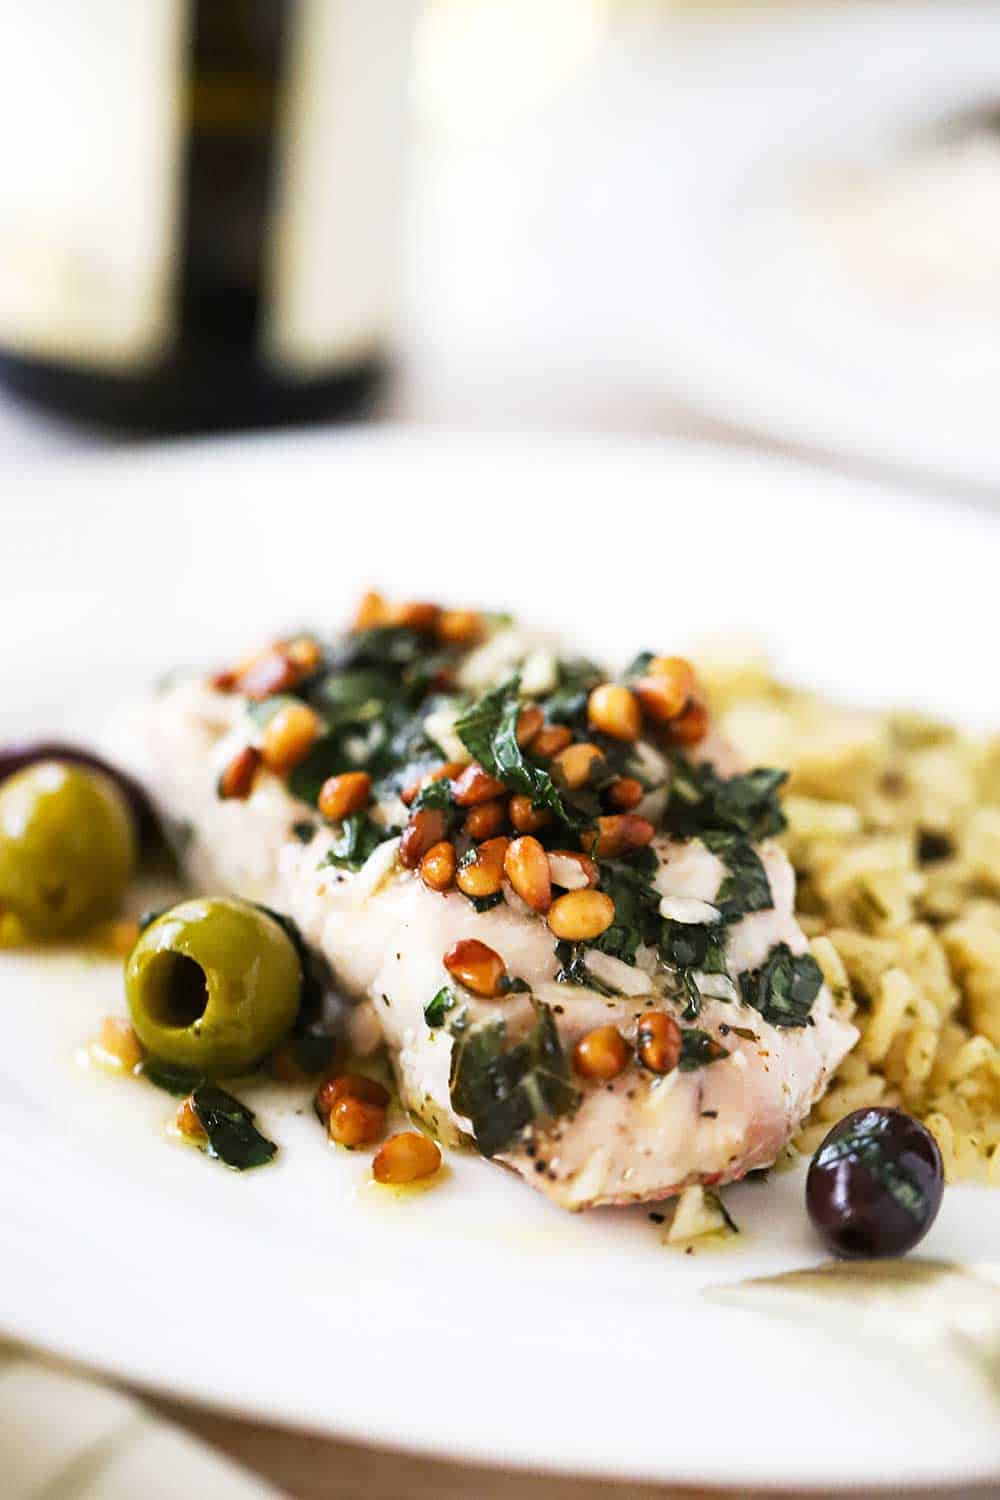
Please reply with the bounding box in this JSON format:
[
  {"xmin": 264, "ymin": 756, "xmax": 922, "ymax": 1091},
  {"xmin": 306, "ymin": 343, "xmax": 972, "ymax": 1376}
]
[
  {"xmin": 643, "ymin": 1, "xmax": 1000, "ymax": 493},
  {"xmin": 3, "ymin": 429, "xmax": 1000, "ymax": 1491}
]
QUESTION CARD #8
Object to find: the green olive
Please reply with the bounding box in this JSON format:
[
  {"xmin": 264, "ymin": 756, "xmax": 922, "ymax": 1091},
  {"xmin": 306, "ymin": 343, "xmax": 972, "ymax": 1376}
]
[
  {"xmin": 0, "ymin": 761, "xmax": 136, "ymax": 937},
  {"xmin": 126, "ymin": 897, "xmax": 302, "ymax": 1075}
]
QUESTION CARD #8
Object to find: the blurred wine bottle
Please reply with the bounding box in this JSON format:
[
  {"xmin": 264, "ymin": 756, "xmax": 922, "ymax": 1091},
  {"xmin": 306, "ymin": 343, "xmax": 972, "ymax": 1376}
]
[{"xmin": 0, "ymin": 1, "xmax": 414, "ymax": 433}]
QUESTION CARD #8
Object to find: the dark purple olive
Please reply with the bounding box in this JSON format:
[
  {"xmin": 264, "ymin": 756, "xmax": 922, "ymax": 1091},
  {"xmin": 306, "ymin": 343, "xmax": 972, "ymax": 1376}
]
[
  {"xmin": 0, "ymin": 742, "xmax": 158, "ymax": 845},
  {"xmin": 806, "ymin": 1107, "xmax": 943, "ymax": 1259}
]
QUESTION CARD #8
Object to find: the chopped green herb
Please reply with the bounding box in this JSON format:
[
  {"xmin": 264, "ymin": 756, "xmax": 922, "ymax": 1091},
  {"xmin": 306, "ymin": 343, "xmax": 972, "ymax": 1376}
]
[
  {"xmin": 470, "ymin": 891, "xmax": 504, "ymax": 914},
  {"xmin": 541, "ymin": 658, "xmax": 604, "ymax": 728},
  {"xmin": 553, "ymin": 941, "xmax": 622, "ymax": 997},
  {"xmin": 667, "ymin": 761, "xmax": 787, "ymax": 842},
  {"xmin": 592, "ymin": 851, "xmax": 662, "ymax": 965},
  {"xmin": 410, "ymin": 777, "xmax": 456, "ymax": 814},
  {"xmin": 424, "ymin": 986, "xmax": 457, "ymax": 1027},
  {"xmin": 497, "ymin": 975, "xmax": 530, "ymax": 995},
  {"xmin": 738, "ymin": 943, "xmax": 823, "ymax": 1028},
  {"xmin": 291, "ymin": 821, "xmax": 316, "ymax": 844},
  {"xmin": 450, "ymin": 1001, "xmax": 581, "ymax": 1157},
  {"xmin": 319, "ymin": 812, "xmax": 394, "ymax": 872},
  {"xmin": 623, "ymin": 651, "xmax": 655, "ymax": 681},
  {"xmin": 190, "ymin": 1085, "xmax": 278, "ymax": 1170},
  {"xmin": 659, "ymin": 920, "xmax": 727, "ymax": 975},
  {"xmin": 454, "ymin": 677, "xmax": 588, "ymax": 829},
  {"xmin": 678, "ymin": 1028, "xmax": 728, "ymax": 1071},
  {"xmin": 283, "ymin": 1029, "xmax": 337, "ymax": 1076},
  {"xmin": 142, "ymin": 1059, "xmax": 204, "ymax": 1096},
  {"xmin": 702, "ymin": 831, "xmax": 774, "ymax": 921}
]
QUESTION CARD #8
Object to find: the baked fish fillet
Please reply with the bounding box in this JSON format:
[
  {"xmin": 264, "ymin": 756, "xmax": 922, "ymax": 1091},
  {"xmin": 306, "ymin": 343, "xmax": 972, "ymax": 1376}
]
[{"xmin": 119, "ymin": 613, "xmax": 857, "ymax": 1209}]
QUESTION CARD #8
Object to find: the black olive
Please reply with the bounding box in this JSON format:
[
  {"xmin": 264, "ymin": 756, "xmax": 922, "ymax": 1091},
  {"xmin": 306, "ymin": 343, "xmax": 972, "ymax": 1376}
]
[{"xmin": 806, "ymin": 1107, "xmax": 944, "ymax": 1259}]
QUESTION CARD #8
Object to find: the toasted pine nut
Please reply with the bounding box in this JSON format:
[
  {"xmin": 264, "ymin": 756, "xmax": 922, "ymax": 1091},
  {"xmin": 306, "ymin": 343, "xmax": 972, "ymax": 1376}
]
[
  {"xmin": 584, "ymin": 814, "xmax": 655, "ymax": 859},
  {"xmin": 401, "ymin": 762, "xmax": 465, "ymax": 808},
  {"xmin": 400, "ymin": 808, "xmax": 448, "ymax": 868},
  {"xmin": 547, "ymin": 850, "xmax": 599, "ymax": 889},
  {"xmin": 421, "ymin": 840, "xmax": 457, "ymax": 893},
  {"xmin": 637, "ymin": 1012, "xmax": 681, "ymax": 1074},
  {"xmin": 667, "ymin": 699, "xmax": 710, "ymax": 747},
  {"xmin": 373, "ymin": 1131, "xmax": 442, "ymax": 1184},
  {"xmin": 547, "ymin": 889, "xmax": 616, "ymax": 941},
  {"xmin": 261, "ymin": 701, "xmax": 321, "ymax": 774},
  {"xmin": 316, "ymin": 1073, "xmax": 390, "ymax": 1117},
  {"xmin": 452, "ymin": 762, "xmax": 508, "ymax": 806},
  {"xmin": 218, "ymin": 745, "xmax": 261, "ymax": 800},
  {"xmin": 386, "ymin": 601, "xmax": 440, "ymax": 633},
  {"xmin": 444, "ymin": 938, "xmax": 507, "ymax": 997},
  {"xmin": 97, "ymin": 1016, "xmax": 144, "ymax": 1071},
  {"xmin": 588, "ymin": 683, "xmax": 642, "ymax": 742},
  {"xmin": 531, "ymin": 724, "xmax": 573, "ymax": 759},
  {"xmin": 465, "ymin": 799, "xmax": 508, "ymax": 841},
  {"xmin": 515, "ymin": 705, "xmax": 544, "ymax": 747},
  {"xmin": 634, "ymin": 657, "xmax": 695, "ymax": 722},
  {"xmin": 329, "ymin": 1096, "xmax": 386, "ymax": 1147},
  {"xmin": 456, "ymin": 836, "xmax": 509, "ymax": 899},
  {"xmin": 354, "ymin": 590, "xmax": 388, "ymax": 630},
  {"xmin": 283, "ymin": 635, "xmax": 322, "ymax": 672},
  {"xmin": 552, "ymin": 742, "xmax": 605, "ymax": 790},
  {"xmin": 573, "ymin": 1025, "xmax": 630, "ymax": 1080},
  {"xmin": 504, "ymin": 836, "xmax": 552, "ymax": 913},
  {"xmin": 318, "ymin": 771, "xmax": 372, "ymax": 821},
  {"xmin": 607, "ymin": 776, "xmax": 644, "ymax": 811},
  {"xmin": 436, "ymin": 609, "xmax": 483, "ymax": 646},
  {"xmin": 508, "ymin": 795, "xmax": 552, "ymax": 834},
  {"xmin": 176, "ymin": 1097, "xmax": 207, "ymax": 1141}
]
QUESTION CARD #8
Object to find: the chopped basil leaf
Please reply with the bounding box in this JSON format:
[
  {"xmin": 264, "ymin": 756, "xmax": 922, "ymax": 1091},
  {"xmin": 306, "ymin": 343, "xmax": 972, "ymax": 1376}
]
[
  {"xmin": 191, "ymin": 1085, "xmax": 278, "ymax": 1170},
  {"xmin": 591, "ymin": 851, "xmax": 662, "ymax": 965},
  {"xmin": 319, "ymin": 812, "xmax": 394, "ymax": 872},
  {"xmin": 470, "ymin": 891, "xmax": 504, "ymax": 913},
  {"xmin": 659, "ymin": 920, "xmax": 727, "ymax": 975},
  {"xmin": 553, "ymin": 940, "xmax": 621, "ymax": 997},
  {"xmin": 291, "ymin": 821, "xmax": 316, "ymax": 844},
  {"xmin": 410, "ymin": 777, "xmax": 456, "ymax": 814},
  {"xmin": 497, "ymin": 975, "xmax": 530, "ymax": 995},
  {"xmin": 623, "ymin": 650, "xmax": 655, "ymax": 681},
  {"xmin": 449, "ymin": 1001, "xmax": 580, "ymax": 1157},
  {"xmin": 285, "ymin": 1029, "xmax": 336, "ymax": 1075},
  {"xmin": 251, "ymin": 902, "xmax": 326, "ymax": 1025},
  {"xmin": 142, "ymin": 1059, "xmax": 204, "ymax": 1096},
  {"xmin": 425, "ymin": 986, "xmax": 457, "ymax": 1027},
  {"xmin": 454, "ymin": 677, "xmax": 588, "ymax": 829},
  {"xmin": 701, "ymin": 831, "xmax": 774, "ymax": 921},
  {"xmin": 667, "ymin": 761, "xmax": 787, "ymax": 842},
  {"xmin": 678, "ymin": 1029, "xmax": 728, "ymax": 1071},
  {"xmin": 541, "ymin": 658, "xmax": 604, "ymax": 729},
  {"xmin": 738, "ymin": 943, "xmax": 823, "ymax": 1028}
]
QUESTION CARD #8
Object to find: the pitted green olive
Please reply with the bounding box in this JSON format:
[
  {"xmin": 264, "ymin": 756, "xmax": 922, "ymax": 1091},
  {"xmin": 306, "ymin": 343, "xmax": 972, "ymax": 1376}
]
[
  {"xmin": 0, "ymin": 761, "xmax": 136, "ymax": 936},
  {"xmin": 125, "ymin": 897, "xmax": 301, "ymax": 1076}
]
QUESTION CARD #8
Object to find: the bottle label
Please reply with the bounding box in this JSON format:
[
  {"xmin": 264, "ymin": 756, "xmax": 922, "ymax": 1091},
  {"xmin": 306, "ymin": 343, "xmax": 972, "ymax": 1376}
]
[
  {"xmin": 262, "ymin": 0, "xmax": 413, "ymax": 376},
  {"xmin": 0, "ymin": 0, "xmax": 412, "ymax": 376},
  {"xmin": 0, "ymin": 0, "xmax": 187, "ymax": 370}
]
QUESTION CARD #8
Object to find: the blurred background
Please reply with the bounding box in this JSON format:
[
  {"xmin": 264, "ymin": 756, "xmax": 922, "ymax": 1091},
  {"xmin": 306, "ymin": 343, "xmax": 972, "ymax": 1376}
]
[{"xmin": 3, "ymin": 0, "xmax": 1000, "ymax": 491}]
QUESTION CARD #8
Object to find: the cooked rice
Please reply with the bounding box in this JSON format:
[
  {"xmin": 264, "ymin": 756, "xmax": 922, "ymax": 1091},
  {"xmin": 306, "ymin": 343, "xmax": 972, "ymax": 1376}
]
[{"xmin": 697, "ymin": 642, "xmax": 1000, "ymax": 1184}]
